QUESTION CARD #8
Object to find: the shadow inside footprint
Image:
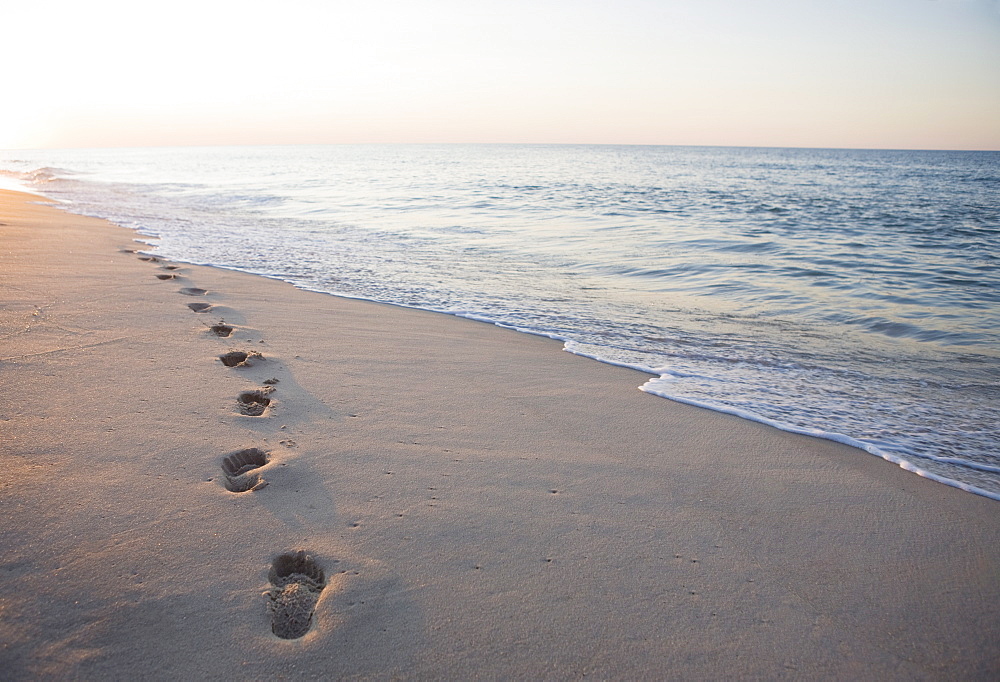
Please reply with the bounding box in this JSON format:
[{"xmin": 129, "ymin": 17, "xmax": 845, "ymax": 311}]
[
  {"xmin": 179, "ymin": 287, "xmax": 208, "ymax": 296},
  {"xmin": 156, "ymin": 274, "xmax": 177, "ymax": 280},
  {"xmin": 210, "ymin": 323, "xmax": 233, "ymax": 337},
  {"xmin": 238, "ymin": 389, "xmax": 272, "ymax": 416},
  {"xmin": 188, "ymin": 302, "xmax": 212, "ymax": 313},
  {"xmin": 267, "ymin": 551, "xmax": 327, "ymax": 639},
  {"xmin": 222, "ymin": 447, "xmax": 269, "ymax": 492},
  {"xmin": 220, "ymin": 350, "xmax": 263, "ymax": 367}
]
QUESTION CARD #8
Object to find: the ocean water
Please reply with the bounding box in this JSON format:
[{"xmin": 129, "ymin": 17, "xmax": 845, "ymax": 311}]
[{"xmin": 3, "ymin": 144, "xmax": 998, "ymax": 500}]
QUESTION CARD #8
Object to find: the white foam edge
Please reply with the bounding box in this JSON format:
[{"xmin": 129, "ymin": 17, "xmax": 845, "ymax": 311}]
[
  {"xmin": 494, "ymin": 338, "xmax": 1000, "ymax": 501},
  {"xmin": 634, "ymin": 373, "xmax": 1000, "ymax": 502}
]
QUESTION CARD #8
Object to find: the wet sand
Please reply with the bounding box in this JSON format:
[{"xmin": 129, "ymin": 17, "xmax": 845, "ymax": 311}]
[{"xmin": 1, "ymin": 189, "xmax": 997, "ymax": 679}]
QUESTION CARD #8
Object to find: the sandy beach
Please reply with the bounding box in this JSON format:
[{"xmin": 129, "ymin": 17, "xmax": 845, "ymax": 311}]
[{"xmin": 1, "ymin": 188, "xmax": 998, "ymax": 679}]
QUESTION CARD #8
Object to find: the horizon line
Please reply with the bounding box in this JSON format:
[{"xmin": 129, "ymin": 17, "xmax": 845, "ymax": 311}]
[{"xmin": 3, "ymin": 141, "xmax": 999, "ymax": 154}]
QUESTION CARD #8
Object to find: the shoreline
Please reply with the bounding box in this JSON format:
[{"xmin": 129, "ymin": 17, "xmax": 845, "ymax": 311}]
[
  {"xmin": 43, "ymin": 180, "xmax": 1000, "ymax": 503},
  {"xmin": 8, "ymin": 145, "xmax": 999, "ymax": 501},
  {"xmin": 2, "ymin": 188, "xmax": 998, "ymax": 678}
]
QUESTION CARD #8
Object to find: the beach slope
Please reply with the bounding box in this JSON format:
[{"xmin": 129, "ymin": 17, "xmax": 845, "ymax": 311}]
[{"xmin": 1, "ymin": 189, "xmax": 997, "ymax": 679}]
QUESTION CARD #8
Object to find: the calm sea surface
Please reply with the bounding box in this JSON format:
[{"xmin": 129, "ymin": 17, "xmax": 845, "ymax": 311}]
[{"xmin": 3, "ymin": 145, "xmax": 998, "ymax": 500}]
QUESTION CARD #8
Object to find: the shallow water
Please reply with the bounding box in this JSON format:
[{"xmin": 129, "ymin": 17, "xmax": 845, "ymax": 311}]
[{"xmin": 3, "ymin": 144, "xmax": 998, "ymax": 499}]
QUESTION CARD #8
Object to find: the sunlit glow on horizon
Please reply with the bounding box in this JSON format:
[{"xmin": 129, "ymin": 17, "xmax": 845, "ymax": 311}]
[{"xmin": 3, "ymin": 0, "xmax": 999, "ymax": 151}]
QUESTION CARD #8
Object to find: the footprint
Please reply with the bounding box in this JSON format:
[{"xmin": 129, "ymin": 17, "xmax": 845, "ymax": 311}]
[
  {"xmin": 162, "ymin": 265, "xmax": 180, "ymax": 271},
  {"xmin": 209, "ymin": 322, "xmax": 234, "ymax": 337},
  {"xmin": 179, "ymin": 287, "xmax": 208, "ymax": 296},
  {"xmin": 156, "ymin": 274, "xmax": 177, "ymax": 280},
  {"xmin": 138, "ymin": 256, "xmax": 160, "ymax": 263},
  {"xmin": 267, "ymin": 551, "xmax": 326, "ymax": 639},
  {"xmin": 237, "ymin": 388, "xmax": 273, "ymax": 416},
  {"xmin": 221, "ymin": 447, "xmax": 269, "ymax": 492},
  {"xmin": 220, "ymin": 350, "xmax": 263, "ymax": 368},
  {"xmin": 188, "ymin": 302, "xmax": 213, "ymax": 313}
]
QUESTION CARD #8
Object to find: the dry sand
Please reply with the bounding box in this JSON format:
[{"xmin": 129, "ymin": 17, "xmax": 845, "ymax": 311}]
[{"xmin": 1, "ymin": 188, "xmax": 998, "ymax": 679}]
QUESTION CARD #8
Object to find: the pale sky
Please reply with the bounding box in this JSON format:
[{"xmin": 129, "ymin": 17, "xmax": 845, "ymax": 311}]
[{"xmin": 3, "ymin": 0, "xmax": 999, "ymax": 150}]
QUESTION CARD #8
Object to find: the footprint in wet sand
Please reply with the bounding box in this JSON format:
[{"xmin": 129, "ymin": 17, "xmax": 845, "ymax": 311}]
[
  {"xmin": 221, "ymin": 447, "xmax": 269, "ymax": 492},
  {"xmin": 220, "ymin": 350, "xmax": 263, "ymax": 367},
  {"xmin": 188, "ymin": 302, "xmax": 213, "ymax": 313},
  {"xmin": 156, "ymin": 274, "xmax": 177, "ymax": 280},
  {"xmin": 179, "ymin": 287, "xmax": 208, "ymax": 296},
  {"xmin": 267, "ymin": 551, "xmax": 327, "ymax": 639},
  {"xmin": 209, "ymin": 322, "xmax": 234, "ymax": 337},
  {"xmin": 162, "ymin": 265, "xmax": 180, "ymax": 270},
  {"xmin": 237, "ymin": 388, "xmax": 274, "ymax": 416}
]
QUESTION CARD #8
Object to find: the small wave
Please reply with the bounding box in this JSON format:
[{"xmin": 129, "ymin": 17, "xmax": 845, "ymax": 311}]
[
  {"xmin": 0, "ymin": 166, "xmax": 78, "ymax": 190},
  {"xmin": 28, "ymin": 166, "xmax": 74, "ymax": 183},
  {"xmin": 715, "ymin": 241, "xmax": 780, "ymax": 254},
  {"xmin": 781, "ymin": 266, "xmax": 840, "ymax": 279},
  {"xmin": 841, "ymin": 316, "xmax": 989, "ymax": 345},
  {"xmin": 750, "ymin": 204, "xmax": 790, "ymax": 214}
]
